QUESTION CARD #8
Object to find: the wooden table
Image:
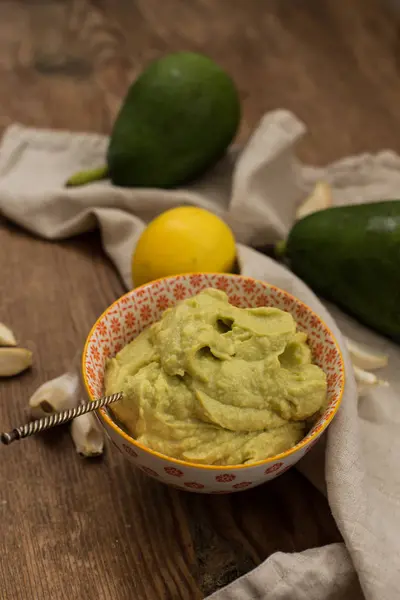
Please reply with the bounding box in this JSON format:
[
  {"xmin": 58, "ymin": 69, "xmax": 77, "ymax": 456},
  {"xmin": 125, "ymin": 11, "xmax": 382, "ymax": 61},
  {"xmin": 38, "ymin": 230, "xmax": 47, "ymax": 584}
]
[{"xmin": 1, "ymin": 1, "xmax": 399, "ymax": 598}]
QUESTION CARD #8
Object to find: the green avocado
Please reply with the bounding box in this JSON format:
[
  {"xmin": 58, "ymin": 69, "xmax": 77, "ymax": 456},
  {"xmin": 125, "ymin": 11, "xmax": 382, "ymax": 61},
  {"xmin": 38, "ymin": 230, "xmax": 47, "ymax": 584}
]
[
  {"xmin": 280, "ymin": 201, "xmax": 400, "ymax": 342},
  {"xmin": 66, "ymin": 52, "xmax": 240, "ymax": 188}
]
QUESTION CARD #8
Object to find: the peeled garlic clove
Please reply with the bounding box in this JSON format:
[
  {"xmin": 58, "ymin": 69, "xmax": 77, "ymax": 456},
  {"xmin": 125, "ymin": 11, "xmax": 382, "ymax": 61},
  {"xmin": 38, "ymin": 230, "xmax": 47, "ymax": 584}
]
[
  {"xmin": 353, "ymin": 365, "xmax": 389, "ymax": 396},
  {"xmin": 345, "ymin": 337, "xmax": 388, "ymax": 371},
  {"xmin": 29, "ymin": 372, "xmax": 80, "ymax": 419},
  {"xmin": 0, "ymin": 323, "xmax": 17, "ymax": 347},
  {"xmin": 70, "ymin": 412, "xmax": 104, "ymax": 457},
  {"xmin": 0, "ymin": 347, "xmax": 32, "ymax": 376},
  {"xmin": 296, "ymin": 181, "xmax": 332, "ymax": 220},
  {"xmin": 354, "ymin": 366, "xmax": 378, "ymax": 386}
]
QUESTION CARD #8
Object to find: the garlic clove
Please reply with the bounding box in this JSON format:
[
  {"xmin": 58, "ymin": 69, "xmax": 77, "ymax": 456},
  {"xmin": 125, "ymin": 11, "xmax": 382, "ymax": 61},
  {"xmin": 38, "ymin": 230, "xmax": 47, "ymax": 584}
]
[
  {"xmin": 0, "ymin": 323, "xmax": 17, "ymax": 347},
  {"xmin": 0, "ymin": 348, "xmax": 32, "ymax": 377},
  {"xmin": 70, "ymin": 412, "xmax": 104, "ymax": 457},
  {"xmin": 29, "ymin": 372, "xmax": 80, "ymax": 419},
  {"xmin": 345, "ymin": 337, "xmax": 388, "ymax": 371},
  {"xmin": 353, "ymin": 365, "xmax": 389, "ymax": 396},
  {"xmin": 296, "ymin": 181, "xmax": 332, "ymax": 220}
]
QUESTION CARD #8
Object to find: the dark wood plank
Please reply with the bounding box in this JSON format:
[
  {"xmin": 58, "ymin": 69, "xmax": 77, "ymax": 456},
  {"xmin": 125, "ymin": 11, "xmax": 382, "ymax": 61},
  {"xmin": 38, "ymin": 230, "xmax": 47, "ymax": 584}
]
[{"xmin": 2, "ymin": 0, "xmax": 400, "ymax": 597}]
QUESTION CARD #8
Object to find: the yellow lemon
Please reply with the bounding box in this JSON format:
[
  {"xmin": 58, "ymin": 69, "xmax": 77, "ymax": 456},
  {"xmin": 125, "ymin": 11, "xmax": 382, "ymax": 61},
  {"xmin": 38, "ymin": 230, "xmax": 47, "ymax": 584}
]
[{"xmin": 132, "ymin": 206, "xmax": 236, "ymax": 287}]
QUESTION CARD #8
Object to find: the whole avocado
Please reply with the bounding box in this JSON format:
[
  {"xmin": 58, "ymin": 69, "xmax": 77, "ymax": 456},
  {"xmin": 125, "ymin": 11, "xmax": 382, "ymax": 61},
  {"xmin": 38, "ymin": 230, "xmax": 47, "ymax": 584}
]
[
  {"xmin": 66, "ymin": 52, "xmax": 241, "ymax": 189},
  {"xmin": 283, "ymin": 201, "xmax": 400, "ymax": 343}
]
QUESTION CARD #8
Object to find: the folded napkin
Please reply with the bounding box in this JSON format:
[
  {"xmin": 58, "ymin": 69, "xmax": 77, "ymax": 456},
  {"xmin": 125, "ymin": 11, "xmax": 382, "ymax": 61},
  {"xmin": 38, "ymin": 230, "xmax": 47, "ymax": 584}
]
[{"xmin": 1, "ymin": 110, "xmax": 399, "ymax": 600}]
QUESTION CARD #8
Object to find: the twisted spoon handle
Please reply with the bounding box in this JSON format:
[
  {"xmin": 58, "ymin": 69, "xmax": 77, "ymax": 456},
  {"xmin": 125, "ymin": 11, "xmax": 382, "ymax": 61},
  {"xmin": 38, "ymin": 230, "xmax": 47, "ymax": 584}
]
[{"xmin": 0, "ymin": 392, "xmax": 123, "ymax": 445}]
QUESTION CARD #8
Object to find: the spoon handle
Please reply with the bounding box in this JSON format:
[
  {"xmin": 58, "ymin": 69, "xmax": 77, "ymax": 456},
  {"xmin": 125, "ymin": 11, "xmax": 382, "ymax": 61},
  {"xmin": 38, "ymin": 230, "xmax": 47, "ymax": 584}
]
[{"xmin": 0, "ymin": 392, "xmax": 123, "ymax": 445}]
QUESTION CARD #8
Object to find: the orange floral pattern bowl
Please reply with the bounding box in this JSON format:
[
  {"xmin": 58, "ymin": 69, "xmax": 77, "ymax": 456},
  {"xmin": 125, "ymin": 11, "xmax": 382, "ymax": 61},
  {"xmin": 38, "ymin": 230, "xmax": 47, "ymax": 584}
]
[{"xmin": 82, "ymin": 273, "xmax": 345, "ymax": 493}]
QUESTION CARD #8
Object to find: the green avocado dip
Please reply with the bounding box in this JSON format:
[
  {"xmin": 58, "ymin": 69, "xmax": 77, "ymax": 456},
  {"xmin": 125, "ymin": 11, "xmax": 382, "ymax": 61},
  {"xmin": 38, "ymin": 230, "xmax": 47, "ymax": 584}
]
[{"xmin": 104, "ymin": 288, "xmax": 327, "ymax": 465}]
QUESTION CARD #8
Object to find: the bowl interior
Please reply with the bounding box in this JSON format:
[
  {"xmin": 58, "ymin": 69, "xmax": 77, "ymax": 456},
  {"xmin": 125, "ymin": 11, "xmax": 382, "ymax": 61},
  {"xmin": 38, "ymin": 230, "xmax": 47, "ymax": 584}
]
[{"xmin": 83, "ymin": 273, "xmax": 345, "ymax": 458}]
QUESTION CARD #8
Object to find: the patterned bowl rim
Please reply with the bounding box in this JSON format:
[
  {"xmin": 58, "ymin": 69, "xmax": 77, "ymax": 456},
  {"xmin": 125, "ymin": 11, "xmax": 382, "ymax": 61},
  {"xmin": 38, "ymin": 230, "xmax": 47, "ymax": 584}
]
[{"xmin": 82, "ymin": 273, "xmax": 345, "ymax": 471}]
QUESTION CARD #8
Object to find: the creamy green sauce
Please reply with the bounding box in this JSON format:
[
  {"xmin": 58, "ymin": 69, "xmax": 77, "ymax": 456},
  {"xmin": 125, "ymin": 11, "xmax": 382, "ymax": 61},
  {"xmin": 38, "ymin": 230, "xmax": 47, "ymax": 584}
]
[{"xmin": 105, "ymin": 288, "xmax": 327, "ymax": 465}]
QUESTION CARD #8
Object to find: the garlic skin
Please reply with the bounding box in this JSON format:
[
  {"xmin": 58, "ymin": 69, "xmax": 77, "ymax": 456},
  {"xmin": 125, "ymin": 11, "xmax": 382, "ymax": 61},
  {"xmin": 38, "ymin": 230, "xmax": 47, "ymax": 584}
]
[
  {"xmin": 70, "ymin": 412, "xmax": 104, "ymax": 457},
  {"xmin": 29, "ymin": 372, "xmax": 80, "ymax": 419},
  {"xmin": 0, "ymin": 323, "xmax": 17, "ymax": 347},
  {"xmin": 296, "ymin": 181, "xmax": 332, "ymax": 220},
  {"xmin": 344, "ymin": 337, "xmax": 388, "ymax": 371},
  {"xmin": 0, "ymin": 347, "xmax": 32, "ymax": 376}
]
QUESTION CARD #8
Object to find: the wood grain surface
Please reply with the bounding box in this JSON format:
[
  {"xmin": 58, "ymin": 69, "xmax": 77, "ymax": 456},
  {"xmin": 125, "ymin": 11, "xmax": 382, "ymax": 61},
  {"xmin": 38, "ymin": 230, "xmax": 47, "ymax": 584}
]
[{"xmin": 1, "ymin": 0, "xmax": 399, "ymax": 598}]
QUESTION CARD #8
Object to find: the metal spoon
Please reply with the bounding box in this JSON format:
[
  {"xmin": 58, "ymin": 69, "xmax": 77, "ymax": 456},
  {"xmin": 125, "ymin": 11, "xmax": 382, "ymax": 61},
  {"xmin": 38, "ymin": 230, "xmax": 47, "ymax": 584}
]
[{"xmin": 0, "ymin": 392, "xmax": 123, "ymax": 445}]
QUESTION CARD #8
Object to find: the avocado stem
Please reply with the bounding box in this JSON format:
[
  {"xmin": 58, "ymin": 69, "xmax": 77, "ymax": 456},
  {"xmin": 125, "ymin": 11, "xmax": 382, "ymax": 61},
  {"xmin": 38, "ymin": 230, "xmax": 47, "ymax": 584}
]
[
  {"xmin": 65, "ymin": 165, "xmax": 109, "ymax": 187},
  {"xmin": 274, "ymin": 240, "xmax": 287, "ymax": 259}
]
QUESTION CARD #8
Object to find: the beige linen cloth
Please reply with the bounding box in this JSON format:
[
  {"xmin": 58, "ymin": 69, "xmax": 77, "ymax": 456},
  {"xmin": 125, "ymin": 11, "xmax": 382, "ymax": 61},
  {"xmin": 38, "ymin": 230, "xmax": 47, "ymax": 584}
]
[{"xmin": 0, "ymin": 110, "xmax": 399, "ymax": 600}]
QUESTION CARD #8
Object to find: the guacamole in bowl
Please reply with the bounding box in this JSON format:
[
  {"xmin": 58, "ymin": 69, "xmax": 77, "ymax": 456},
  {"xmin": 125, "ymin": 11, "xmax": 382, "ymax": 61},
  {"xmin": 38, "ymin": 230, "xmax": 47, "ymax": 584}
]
[{"xmin": 104, "ymin": 288, "xmax": 327, "ymax": 466}]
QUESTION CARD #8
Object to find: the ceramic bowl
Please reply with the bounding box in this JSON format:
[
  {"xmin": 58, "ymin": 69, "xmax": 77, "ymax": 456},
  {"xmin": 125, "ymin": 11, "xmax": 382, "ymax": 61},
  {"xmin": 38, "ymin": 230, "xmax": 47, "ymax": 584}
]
[{"xmin": 82, "ymin": 273, "xmax": 345, "ymax": 494}]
